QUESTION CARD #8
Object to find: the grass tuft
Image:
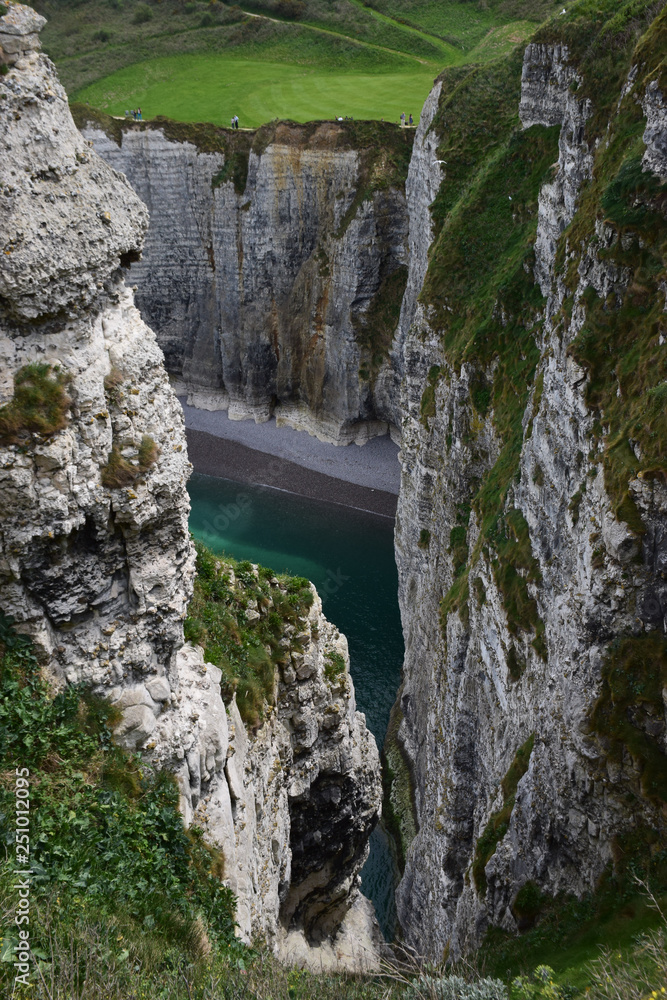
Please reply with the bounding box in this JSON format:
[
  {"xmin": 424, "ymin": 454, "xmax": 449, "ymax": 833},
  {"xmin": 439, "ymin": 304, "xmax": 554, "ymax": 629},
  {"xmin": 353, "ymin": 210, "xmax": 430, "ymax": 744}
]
[
  {"xmin": 0, "ymin": 363, "xmax": 71, "ymax": 445},
  {"xmin": 101, "ymin": 434, "xmax": 160, "ymax": 489}
]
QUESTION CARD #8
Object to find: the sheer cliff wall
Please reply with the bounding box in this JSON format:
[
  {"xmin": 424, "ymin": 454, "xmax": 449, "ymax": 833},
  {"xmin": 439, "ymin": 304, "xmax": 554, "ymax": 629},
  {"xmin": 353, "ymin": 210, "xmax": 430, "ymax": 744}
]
[
  {"xmin": 392, "ymin": 1, "xmax": 667, "ymax": 958},
  {"xmin": 0, "ymin": 3, "xmax": 381, "ymax": 968},
  {"xmin": 76, "ymin": 111, "xmax": 413, "ymax": 445}
]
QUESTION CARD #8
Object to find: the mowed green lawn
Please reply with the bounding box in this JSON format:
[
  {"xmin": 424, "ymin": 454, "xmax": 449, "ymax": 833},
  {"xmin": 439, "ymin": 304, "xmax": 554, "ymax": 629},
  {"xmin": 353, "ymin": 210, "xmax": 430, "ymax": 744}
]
[{"xmin": 73, "ymin": 54, "xmax": 437, "ymax": 128}]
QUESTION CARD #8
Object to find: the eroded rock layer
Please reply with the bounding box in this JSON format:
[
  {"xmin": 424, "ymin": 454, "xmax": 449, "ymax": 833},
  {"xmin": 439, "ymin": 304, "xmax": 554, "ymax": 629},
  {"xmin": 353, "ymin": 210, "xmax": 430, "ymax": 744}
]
[
  {"xmin": 0, "ymin": 4, "xmax": 381, "ymax": 968},
  {"xmin": 393, "ymin": 5, "xmax": 667, "ymax": 959},
  {"xmin": 78, "ymin": 112, "xmax": 413, "ymax": 445}
]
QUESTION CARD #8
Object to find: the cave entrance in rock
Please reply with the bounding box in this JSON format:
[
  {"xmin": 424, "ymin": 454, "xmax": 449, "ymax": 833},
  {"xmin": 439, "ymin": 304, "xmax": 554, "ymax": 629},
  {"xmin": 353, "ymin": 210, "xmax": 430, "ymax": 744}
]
[{"xmin": 187, "ymin": 471, "xmax": 404, "ymax": 940}]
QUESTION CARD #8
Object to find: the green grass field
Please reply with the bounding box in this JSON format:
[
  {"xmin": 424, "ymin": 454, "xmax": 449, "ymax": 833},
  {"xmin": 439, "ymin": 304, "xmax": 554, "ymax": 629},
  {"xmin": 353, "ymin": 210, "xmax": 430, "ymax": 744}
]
[
  {"xmin": 34, "ymin": 0, "xmax": 560, "ymax": 128},
  {"xmin": 73, "ymin": 54, "xmax": 438, "ymax": 127}
]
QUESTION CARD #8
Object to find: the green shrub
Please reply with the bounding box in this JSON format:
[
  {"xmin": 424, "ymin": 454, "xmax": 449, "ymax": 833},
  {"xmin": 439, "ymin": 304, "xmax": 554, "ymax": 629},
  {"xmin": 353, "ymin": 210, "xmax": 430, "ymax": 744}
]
[
  {"xmin": 0, "ymin": 362, "xmax": 71, "ymax": 444},
  {"xmin": 418, "ymin": 528, "xmax": 431, "ymax": 549},
  {"xmin": 510, "ymin": 965, "xmax": 574, "ymax": 999},
  {"xmin": 324, "ymin": 649, "xmax": 346, "ymax": 682},
  {"xmin": 132, "ymin": 3, "xmax": 153, "ymax": 23}
]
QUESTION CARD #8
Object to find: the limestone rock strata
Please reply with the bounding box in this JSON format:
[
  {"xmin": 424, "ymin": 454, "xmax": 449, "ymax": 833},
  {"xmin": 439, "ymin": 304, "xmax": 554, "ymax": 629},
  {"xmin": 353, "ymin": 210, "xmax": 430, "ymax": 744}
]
[
  {"xmin": 393, "ymin": 38, "xmax": 667, "ymax": 958},
  {"xmin": 81, "ymin": 119, "xmax": 411, "ymax": 445},
  {"xmin": 521, "ymin": 43, "xmax": 593, "ymax": 297},
  {"xmin": 0, "ymin": 10, "xmax": 382, "ymax": 968},
  {"xmin": 373, "ymin": 80, "xmax": 443, "ymax": 425},
  {"xmin": 137, "ymin": 587, "xmax": 382, "ymax": 968}
]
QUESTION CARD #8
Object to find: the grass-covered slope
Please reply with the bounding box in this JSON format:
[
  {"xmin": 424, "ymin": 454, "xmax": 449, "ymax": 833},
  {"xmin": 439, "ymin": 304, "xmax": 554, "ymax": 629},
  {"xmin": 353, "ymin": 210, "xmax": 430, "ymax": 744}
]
[
  {"xmin": 0, "ymin": 610, "xmax": 237, "ymax": 996},
  {"xmin": 34, "ymin": 0, "xmax": 558, "ymax": 126}
]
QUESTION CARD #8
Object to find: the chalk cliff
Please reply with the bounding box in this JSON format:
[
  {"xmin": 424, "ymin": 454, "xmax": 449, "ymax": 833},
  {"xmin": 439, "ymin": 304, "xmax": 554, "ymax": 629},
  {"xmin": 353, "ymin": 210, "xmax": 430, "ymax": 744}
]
[
  {"xmin": 4, "ymin": 0, "xmax": 666, "ymax": 969},
  {"xmin": 0, "ymin": 3, "xmax": 381, "ymax": 968},
  {"xmin": 77, "ymin": 112, "xmax": 412, "ymax": 445},
  {"xmin": 393, "ymin": 6, "xmax": 667, "ymax": 958}
]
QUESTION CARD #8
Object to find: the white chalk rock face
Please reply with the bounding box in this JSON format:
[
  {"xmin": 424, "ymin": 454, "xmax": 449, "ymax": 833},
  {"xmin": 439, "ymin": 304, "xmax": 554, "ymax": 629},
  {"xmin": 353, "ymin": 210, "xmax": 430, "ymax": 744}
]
[
  {"xmin": 80, "ymin": 118, "xmax": 411, "ymax": 445},
  {"xmin": 0, "ymin": 7, "xmax": 146, "ymax": 322},
  {"xmin": 0, "ymin": 8, "xmax": 383, "ymax": 970},
  {"xmin": 393, "ymin": 44, "xmax": 667, "ymax": 960}
]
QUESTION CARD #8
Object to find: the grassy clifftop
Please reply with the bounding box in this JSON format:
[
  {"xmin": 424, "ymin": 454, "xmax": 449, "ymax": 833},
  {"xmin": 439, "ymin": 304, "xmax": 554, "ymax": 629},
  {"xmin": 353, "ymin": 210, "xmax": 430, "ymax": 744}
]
[{"xmin": 35, "ymin": 0, "xmax": 561, "ymax": 126}]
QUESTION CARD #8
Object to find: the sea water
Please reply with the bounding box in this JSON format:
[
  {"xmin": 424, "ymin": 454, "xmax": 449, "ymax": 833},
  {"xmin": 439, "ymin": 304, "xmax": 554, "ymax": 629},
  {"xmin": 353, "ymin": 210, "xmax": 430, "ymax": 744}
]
[{"xmin": 188, "ymin": 472, "xmax": 404, "ymax": 939}]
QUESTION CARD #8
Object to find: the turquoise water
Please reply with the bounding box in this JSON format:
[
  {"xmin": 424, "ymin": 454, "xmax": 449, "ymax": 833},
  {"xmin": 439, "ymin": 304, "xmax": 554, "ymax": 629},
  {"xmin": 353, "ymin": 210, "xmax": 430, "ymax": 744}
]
[{"xmin": 188, "ymin": 472, "xmax": 403, "ymax": 939}]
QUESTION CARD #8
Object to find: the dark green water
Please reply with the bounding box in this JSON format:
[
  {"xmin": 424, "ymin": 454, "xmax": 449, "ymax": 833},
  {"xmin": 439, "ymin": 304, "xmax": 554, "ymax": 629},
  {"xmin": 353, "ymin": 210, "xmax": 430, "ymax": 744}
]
[{"xmin": 187, "ymin": 472, "xmax": 403, "ymax": 939}]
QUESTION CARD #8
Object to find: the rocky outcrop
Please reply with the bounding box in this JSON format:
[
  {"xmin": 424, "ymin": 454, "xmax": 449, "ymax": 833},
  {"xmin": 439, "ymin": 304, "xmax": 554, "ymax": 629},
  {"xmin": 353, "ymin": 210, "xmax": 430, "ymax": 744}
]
[
  {"xmin": 0, "ymin": 5, "xmax": 382, "ymax": 968},
  {"xmin": 143, "ymin": 583, "xmax": 383, "ymax": 968},
  {"xmin": 79, "ymin": 115, "xmax": 412, "ymax": 445},
  {"xmin": 643, "ymin": 78, "xmax": 667, "ymax": 177},
  {"xmin": 0, "ymin": 0, "xmax": 44, "ymax": 68},
  {"xmin": 520, "ymin": 43, "xmax": 593, "ymax": 297},
  {"xmin": 393, "ymin": 19, "xmax": 667, "ymax": 960},
  {"xmin": 373, "ymin": 80, "xmax": 443, "ymax": 424}
]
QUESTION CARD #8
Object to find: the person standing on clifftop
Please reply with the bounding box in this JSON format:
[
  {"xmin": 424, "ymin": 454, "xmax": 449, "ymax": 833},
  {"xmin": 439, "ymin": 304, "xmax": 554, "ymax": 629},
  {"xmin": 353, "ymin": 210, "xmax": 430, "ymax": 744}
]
[
  {"xmin": 409, "ymin": 113, "xmax": 413, "ymax": 126},
  {"xmin": 400, "ymin": 112, "xmax": 406, "ymax": 127}
]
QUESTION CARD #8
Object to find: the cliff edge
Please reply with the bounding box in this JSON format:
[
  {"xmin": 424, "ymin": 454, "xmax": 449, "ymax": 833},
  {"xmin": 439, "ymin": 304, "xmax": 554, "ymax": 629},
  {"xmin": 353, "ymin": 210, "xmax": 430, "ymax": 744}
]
[{"xmin": 0, "ymin": 3, "xmax": 382, "ymax": 969}]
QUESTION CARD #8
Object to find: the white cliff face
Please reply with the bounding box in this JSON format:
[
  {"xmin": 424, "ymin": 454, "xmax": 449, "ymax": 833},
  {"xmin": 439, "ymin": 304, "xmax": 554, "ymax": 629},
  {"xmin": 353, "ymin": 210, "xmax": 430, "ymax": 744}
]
[
  {"xmin": 520, "ymin": 44, "xmax": 593, "ymax": 297},
  {"xmin": 0, "ymin": 6, "xmax": 382, "ymax": 968},
  {"xmin": 81, "ymin": 119, "xmax": 411, "ymax": 445},
  {"xmin": 642, "ymin": 79, "xmax": 667, "ymax": 177},
  {"xmin": 373, "ymin": 81, "xmax": 443, "ymax": 433},
  {"xmin": 393, "ymin": 36, "xmax": 667, "ymax": 959},
  {"xmin": 144, "ymin": 584, "xmax": 382, "ymax": 969}
]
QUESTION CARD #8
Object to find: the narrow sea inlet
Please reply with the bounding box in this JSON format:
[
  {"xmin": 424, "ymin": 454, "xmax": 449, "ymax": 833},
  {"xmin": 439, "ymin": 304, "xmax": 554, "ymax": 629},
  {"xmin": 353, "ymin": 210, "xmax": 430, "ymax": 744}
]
[{"xmin": 188, "ymin": 472, "xmax": 404, "ymax": 939}]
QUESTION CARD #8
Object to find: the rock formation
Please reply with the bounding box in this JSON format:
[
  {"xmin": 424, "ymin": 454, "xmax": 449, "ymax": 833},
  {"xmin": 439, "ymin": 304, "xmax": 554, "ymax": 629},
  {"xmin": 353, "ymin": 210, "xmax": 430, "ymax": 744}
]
[
  {"xmin": 393, "ymin": 8, "xmax": 667, "ymax": 959},
  {"xmin": 77, "ymin": 112, "xmax": 413, "ymax": 445},
  {"xmin": 4, "ymin": 0, "xmax": 666, "ymax": 970},
  {"xmin": 0, "ymin": 3, "xmax": 382, "ymax": 969}
]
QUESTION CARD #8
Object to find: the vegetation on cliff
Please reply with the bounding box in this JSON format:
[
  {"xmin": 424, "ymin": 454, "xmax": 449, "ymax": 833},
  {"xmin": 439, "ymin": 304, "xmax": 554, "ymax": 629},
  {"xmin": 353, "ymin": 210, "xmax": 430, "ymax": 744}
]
[
  {"xmin": 70, "ymin": 103, "xmax": 414, "ymax": 212},
  {"xmin": 472, "ymin": 734, "xmax": 534, "ymax": 894},
  {"xmin": 0, "ymin": 363, "xmax": 71, "ymax": 446},
  {"xmin": 35, "ymin": 0, "xmax": 560, "ymax": 126},
  {"xmin": 184, "ymin": 541, "xmax": 314, "ymax": 726},
  {"xmin": 409, "ymin": 0, "xmax": 667, "ymax": 969},
  {"xmin": 0, "ymin": 611, "xmax": 238, "ymax": 997},
  {"xmin": 428, "ymin": 0, "xmax": 666, "ymax": 678}
]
